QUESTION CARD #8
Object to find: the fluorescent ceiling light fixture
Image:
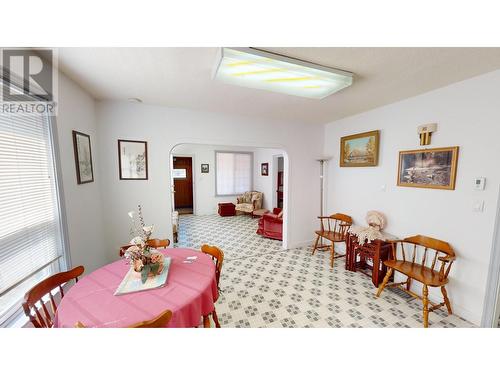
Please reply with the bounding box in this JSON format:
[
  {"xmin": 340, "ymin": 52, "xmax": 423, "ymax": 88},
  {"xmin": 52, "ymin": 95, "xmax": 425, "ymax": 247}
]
[{"xmin": 213, "ymin": 48, "xmax": 354, "ymax": 99}]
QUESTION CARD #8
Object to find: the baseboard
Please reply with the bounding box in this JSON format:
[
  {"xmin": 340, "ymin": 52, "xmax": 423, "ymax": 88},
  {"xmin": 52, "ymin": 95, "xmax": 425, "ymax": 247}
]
[
  {"xmin": 286, "ymin": 239, "xmax": 314, "ymax": 250},
  {"xmin": 285, "ymin": 239, "xmax": 349, "ymax": 252}
]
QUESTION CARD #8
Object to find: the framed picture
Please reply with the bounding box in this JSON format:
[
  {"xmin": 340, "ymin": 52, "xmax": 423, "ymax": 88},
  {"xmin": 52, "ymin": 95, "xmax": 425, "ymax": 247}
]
[
  {"xmin": 118, "ymin": 139, "xmax": 148, "ymax": 180},
  {"xmin": 397, "ymin": 146, "xmax": 459, "ymax": 190},
  {"xmin": 72, "ymin": 130, "xmax": 94, "ymax": 184},
  {"xmin": 201, "ymin": 164, "xmax": 209, "ymax": 173},
  {"xmin": 340, "ymin": 130, "xmax": 380, "ymax": 167},
  {"xmin": 261, "ymin": 162, "xmax": 269, "ymax": 176}
]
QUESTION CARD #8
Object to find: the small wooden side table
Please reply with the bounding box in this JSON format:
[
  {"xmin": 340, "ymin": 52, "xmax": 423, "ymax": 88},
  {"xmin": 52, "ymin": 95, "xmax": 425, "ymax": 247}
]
[{"xmin": 346, "ymin": 233, "xmax": 394, "ymax": 287}]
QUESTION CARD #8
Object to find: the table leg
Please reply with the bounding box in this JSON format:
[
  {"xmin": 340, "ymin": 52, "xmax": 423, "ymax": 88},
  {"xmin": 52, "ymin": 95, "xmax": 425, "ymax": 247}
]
[
  {"xmin": 372, "ymin": 242, "xmax": 381, "ymax": 287},
  {"xmin": 345, "ymin": 236, "xmax": 351, "ymax": 270},
  {"xmin": 203, "ymin": 315, "xmax": 211, "ymax": 328}
]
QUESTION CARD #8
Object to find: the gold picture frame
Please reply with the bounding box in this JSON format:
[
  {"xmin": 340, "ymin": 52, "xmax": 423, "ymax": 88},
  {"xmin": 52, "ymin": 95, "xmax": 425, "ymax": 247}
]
[
  {"xmin": 397, "ymin": 146, "xmax": 459, "ymax": 190},
  {"xmin": 340, "ymin": 130, "xmax": 379, "ymax": 167}
]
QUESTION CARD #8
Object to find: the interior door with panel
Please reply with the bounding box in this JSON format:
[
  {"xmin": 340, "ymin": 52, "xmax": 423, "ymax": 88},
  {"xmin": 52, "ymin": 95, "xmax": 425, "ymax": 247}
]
[{"xmin": 173, "ymin": 156, "xmax": 193, "ymax": 213}]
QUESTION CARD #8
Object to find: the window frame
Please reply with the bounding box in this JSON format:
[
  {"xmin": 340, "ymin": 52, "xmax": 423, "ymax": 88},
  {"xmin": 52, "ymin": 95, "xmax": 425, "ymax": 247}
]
[
  {"xmin": 0, "ymin": 76, "xmax": 71, "ymax": 327},
  {"xmin": 214, "ymin": 150, "xmax": 254, "ymax": 197}
]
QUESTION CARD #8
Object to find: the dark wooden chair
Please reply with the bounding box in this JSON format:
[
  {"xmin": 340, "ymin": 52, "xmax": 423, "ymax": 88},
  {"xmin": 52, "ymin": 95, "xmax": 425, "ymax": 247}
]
[
  {"xmin": 119, "ymin": 238, "xmax": 170, "ymax": 256},
  {"xmin": 147, "ymin": 238, "xmax": 170, "ymax": 249},
  {"xmin": 119, "ymin": 244, "xmax": 134, "ymax": 257},
  {"xmin": 23, "ymin": 266, "xmax": 85, "ymax": 328},
  {"xmin": 312, "ymin": 213, "xmax": 352, "ymax": 267},
  {"xmin": 376, "ymin": 235, "xmax": 456, "ymax": 328},
  {"xmin": 75, "ymin": 309, "xmax": 173, "ymax": 328},
  {"xmin": 201, "ymin": 244, "xmax": 224, "ymax": 328}
]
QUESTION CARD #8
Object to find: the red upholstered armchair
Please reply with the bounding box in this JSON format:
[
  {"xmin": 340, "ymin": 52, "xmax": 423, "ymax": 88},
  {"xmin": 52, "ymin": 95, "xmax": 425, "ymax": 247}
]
[{"xmin": 257, "ymin": 208, "xmax": 283, "ymax": 240}]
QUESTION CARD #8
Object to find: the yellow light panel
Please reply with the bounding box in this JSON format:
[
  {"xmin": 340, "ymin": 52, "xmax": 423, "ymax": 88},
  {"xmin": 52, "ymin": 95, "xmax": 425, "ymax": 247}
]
[{"xmin": 214, "ymin": 48, "xmax": 353, "ymax": 99}]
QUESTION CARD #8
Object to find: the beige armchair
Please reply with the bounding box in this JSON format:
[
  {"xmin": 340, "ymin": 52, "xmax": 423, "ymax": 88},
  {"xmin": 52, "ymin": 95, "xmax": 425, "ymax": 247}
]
[{"xmin": 236, "ymin": 191, "xmax": 263, "ymax": 216}]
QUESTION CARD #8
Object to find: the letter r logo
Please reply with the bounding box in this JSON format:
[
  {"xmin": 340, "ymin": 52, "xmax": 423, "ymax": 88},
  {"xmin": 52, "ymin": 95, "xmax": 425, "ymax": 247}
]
[{"xmin": 1, "ymin": 49, "xmax": 53, "ymax": 102}]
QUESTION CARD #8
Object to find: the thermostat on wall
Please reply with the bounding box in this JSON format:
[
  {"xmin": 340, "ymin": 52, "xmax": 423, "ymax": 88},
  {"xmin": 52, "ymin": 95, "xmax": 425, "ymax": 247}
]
[{"xmin": 474, "ymin": 177, "xmax": 486, "ymax": 191}]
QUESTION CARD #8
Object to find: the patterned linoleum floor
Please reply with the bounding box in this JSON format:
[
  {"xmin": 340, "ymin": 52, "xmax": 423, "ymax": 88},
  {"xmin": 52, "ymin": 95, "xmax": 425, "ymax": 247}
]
[
  {"xmin": 175, "ymin": 214, "xmax": 282, "ymax": 260},
  {"xmin": 176, "ymin": 214, "xmax": 475, "ymax": 328}
]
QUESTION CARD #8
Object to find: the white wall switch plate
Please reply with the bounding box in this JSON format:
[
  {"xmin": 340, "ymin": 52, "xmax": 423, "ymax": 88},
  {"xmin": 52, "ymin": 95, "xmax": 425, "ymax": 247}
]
[
  {"xmin": 474, "ymin": 177, "xmax": 486, "ymax": 191},
  {"xmin": 473, "ymin": 200, "xmax": 485, "ymax": 212}
]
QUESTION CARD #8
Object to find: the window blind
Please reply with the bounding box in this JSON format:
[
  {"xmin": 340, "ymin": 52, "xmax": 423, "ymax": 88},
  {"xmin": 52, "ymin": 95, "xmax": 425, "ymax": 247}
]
[
  {"xmin": 215, "ymin": 152, "xmax": 252, "ymax": 195},
  {"xmin": 0, "ymin": 86, "xmax": 63, "ymax": 313}
]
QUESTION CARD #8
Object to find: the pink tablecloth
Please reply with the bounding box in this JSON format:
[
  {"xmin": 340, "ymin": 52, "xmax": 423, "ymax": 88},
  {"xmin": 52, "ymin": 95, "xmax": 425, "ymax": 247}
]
[{"xmin": 54, "ymin": 248, "xmax": 218, "ymax": 328}]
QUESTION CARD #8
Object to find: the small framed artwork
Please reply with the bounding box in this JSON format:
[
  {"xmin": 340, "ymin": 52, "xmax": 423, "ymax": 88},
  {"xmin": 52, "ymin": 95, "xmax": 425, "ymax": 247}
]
[
  {"xmin": 397, "ymin": 146, "xmax": 459, "ymax": 190},
  {"xmin": 118, "ymin": 139, "xmax": 148, "ymax": 180},
  {"xmin": 261, "ymin": 163, "xmax": 269, "ymax": 176},
  {"xmin": 201, "ymin": 164, "xmax": 209, "ymax": 173},
  {"xmin": 72, "ymin": 130, "xmax": 94, "ymax": 184},
  {"xmin": 340, "ymin": 130, "xmax": 380, "ymax": 167}
]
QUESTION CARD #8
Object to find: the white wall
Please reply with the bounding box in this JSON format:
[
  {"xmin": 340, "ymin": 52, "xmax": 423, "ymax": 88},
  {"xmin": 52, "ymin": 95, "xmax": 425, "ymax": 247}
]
[
  {"xmin": 172, "ymin": 144, "xmax": 281, "ymax": 215},
  {"xmin": 55, "ymin": 72, "xmax": 106, "ymax": 272},
  {"xmin": 96, "ymin": 101, "xmax": 322, "ymax": 260},
  {"xmin": 254, "ymin": 148, "xmax": 283, "ymax": 210},
  {"xmin": 323, "ymin": 69, "xmax": 500, "ymax": 325}
]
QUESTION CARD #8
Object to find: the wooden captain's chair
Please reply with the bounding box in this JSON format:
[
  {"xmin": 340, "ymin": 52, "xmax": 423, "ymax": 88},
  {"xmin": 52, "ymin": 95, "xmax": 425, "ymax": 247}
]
[
  {"xmin": 376, "ymin": 235, "xmax": 456, "ymax": 328},
  {"xmin": 312, "ymin": 213, "xmax": 352, "ymax": 267},
  {"xmin": 23, "ymin": 266, "xmax": 85, "ymax": 328},
  {"xmin": 119, "ymin": 238, "xmax": 170, "ymax": 257}
]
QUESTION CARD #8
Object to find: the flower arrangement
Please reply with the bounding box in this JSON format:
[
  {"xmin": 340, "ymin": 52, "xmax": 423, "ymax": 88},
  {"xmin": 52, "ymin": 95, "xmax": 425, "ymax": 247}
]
[{"xmin": 123, "ymin": 205, "xmax": 164, "ymax": 283}]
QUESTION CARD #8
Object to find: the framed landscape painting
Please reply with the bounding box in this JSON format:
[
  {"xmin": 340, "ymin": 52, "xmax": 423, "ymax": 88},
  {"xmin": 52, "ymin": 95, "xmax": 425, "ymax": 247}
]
[
  {"xmin": 72, "ymin": 130, "xmax": 94, "ymax": 184},
  {"xmin": 397, "ymin": 146, "xmax": 459, "ymax": 190},
  {"xmin": 118, "ymin": 139, "xmax": 148, "ymax": 180},
  {"xmin": 340, "ymin": 130, "xmax": 379, "ymax": 167}
]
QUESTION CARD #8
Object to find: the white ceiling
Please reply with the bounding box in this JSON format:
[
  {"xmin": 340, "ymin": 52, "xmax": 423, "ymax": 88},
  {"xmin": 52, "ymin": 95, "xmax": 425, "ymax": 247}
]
[{"xmin": 57, "ymin": 47, "xmax": 500, "ymax": 125}]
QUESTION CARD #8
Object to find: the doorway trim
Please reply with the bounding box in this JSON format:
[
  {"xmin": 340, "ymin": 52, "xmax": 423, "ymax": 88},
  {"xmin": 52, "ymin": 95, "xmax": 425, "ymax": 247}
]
[
  {"xmin": 481, "ymin": 185, "xmax": 500, "ymax": 327},
  {"xmin": 170, "ymin": 143, "xmax": 290, "ymax": 250},
  {"xmin": 171, "ymin": 153, "xmax": 196, "ymax": 216},
  {"xmin": 271, "ymin": 154, "xmax": 283, "ymax": 209}
]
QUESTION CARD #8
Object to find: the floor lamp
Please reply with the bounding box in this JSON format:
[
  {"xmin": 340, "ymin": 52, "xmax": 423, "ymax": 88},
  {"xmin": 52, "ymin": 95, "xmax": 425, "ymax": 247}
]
[
  {"xmin": 316, "ymin": 157, "xmax": 332, "ymax": 217},
  {"xmin": 316, "ymin": 157, "xmax": 332, "ymax": 249}
]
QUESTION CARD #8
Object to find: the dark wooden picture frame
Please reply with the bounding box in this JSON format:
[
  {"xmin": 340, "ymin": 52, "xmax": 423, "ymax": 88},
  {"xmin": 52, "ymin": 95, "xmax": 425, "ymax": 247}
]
[
  {"xmin": 72, "ymin": 130, "xmax": 94, "ymax": 184},
  {"xmin": 201, "ymin": 164, "xmax": 209, "ymax": 173},
  {"xmin": 397, "ymin": 146, "xmax": 459, "ymax": 190},
  {"xmin": 118, "ymin": 139, "xmax": 148, "ymax": 180},
  {"xmin": 340, "ymin": 130, "xmax": 380, "ymax": 167},
  {"xmin": 261, "ymin": 162, "xmax": 269, "ymax": 176}
]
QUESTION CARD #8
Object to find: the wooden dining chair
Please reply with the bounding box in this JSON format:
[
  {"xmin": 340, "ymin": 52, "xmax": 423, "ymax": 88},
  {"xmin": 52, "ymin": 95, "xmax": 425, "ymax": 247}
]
[
  {"xmin": 201, "ymin": 244, "xmax": 224, "ymax": 328},
  {"xmin": 376, "ymin": 235, "xmax": 456, "ymax": 328},
  {"xmin": 119, "ymin": 238, "xmax": 170, "ymax": 256},
  {"xmin": 312, "ymin": 213, "xmax": 352, "ymax": 268},
  {"xmin": 75, "ymin": 309, "xmax": 173, "ymax": 328},
  {"xmin": 23, "ymin": 266, "xmax": 85, "ymax": 328},
  {"xmin": 119, "ymin": 243, "xmax": 134, "ymax": 257},
  {"xmin": 147, "ymin": 238, "xmax": 170, "ymax": 249}
]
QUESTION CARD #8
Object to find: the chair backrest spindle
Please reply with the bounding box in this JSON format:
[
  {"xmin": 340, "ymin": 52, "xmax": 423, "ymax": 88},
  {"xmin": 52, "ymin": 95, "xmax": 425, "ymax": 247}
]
[
  {"xmin": 431, "ymin": 251, "xmax": 438, "ymax": 270},
  {"xmin": 328, "ymin": 213, "xmax": 353, "ymax": 240},
  {"xmin": 422, "ymin": 247, "xmax": 429, "ymax": 265}
]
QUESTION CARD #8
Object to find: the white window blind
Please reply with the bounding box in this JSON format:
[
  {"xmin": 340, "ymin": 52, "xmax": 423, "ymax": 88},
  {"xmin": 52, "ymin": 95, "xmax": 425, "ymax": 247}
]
[
  {"xmin": 215, "ymin": 152, "xmax": 252, "ymax": 195},
  {"xmin": 0, "ymin": 87, "xmax": 64, "ymax": 320}
]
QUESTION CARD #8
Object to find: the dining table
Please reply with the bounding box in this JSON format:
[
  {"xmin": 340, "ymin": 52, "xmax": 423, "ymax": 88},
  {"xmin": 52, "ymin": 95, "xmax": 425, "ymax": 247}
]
[{"xmin": 54, "ymin": 248, "xmax": 218, "ymax": 328}]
